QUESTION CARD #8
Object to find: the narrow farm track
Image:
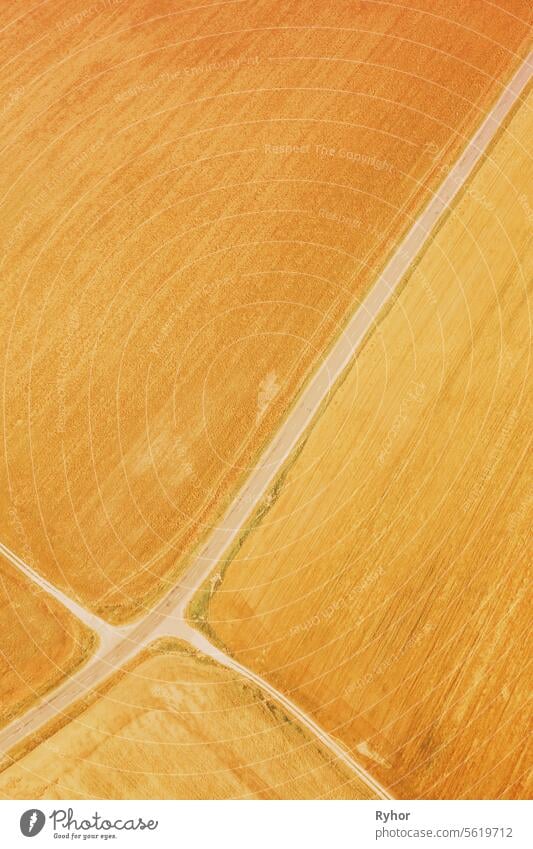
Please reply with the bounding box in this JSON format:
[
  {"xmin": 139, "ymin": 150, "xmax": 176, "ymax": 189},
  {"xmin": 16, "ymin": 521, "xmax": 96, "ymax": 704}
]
[
  {"xmin": 0, "ymin": 49, "xmax": 530, "ymax": 798},
  {"xmin": 2, "ymin": 1, "xmax": 531, "ymax": 624}
]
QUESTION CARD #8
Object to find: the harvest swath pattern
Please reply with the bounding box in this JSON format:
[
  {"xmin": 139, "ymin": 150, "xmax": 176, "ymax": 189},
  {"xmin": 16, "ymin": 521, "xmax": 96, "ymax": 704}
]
[
  {"xmin": 0, "ymin": 1, "xmax": 530, "ymax": 802},
  {"xmin": 200, "ymin": 90, "xmax": 533, "ymax": 800},
  {"xmin": 1, "ymin": 0, "xmax": 530, "ymax": 622},
  {"xmin": 0, "ymin": 639, "xmax": 378, "ymax": 800}
]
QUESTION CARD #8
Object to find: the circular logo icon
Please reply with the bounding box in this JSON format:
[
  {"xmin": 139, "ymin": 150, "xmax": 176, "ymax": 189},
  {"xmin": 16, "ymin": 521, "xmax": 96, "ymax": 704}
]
[{"xmin": 20, "ymin": 810, "xmax": 46, "ymax": 837}]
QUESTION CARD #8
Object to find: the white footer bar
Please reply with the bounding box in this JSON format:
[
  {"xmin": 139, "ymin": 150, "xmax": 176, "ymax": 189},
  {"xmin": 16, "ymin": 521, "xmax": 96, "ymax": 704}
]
[{"xmin": 1, "ymin": 799, "xmax": 530, "ymax": 847}]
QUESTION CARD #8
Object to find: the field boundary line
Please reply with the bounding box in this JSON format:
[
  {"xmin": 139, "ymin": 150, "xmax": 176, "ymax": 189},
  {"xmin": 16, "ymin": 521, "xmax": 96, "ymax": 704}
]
[
  {"xmin": 183, "ymin": 626, "xmax": 394, "ymax": 799},
  {"xmin": 0, "ymin": 539, "xmax": 110, "ymax": 634},
  {"xmin": 0, "ymin": 51, "xmax": 530, "ymax": 801},
  {"xmin": 3, "ymin": 54, "xmax": 530, "ymax": 622}
]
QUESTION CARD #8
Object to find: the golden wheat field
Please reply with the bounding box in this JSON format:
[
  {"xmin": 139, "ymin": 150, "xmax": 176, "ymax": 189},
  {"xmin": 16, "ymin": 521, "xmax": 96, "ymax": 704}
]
[
  {"xmin": 0, "ymin": 1, "xmax": 530, "ymax": 623},
  {"xmin": 197, "ymin": 91, "xmax": 533, "ymax": 800},
  {"xmin": 0, "ymin": 0, "xmax": 531, "ymax": 810},
  {"xmin": 0, "ymin": 637, "xmax": 380, "ymax": 799},
  {"xmin": 0, "ymin": 555, "xmax": 96, "ymax": 729}
]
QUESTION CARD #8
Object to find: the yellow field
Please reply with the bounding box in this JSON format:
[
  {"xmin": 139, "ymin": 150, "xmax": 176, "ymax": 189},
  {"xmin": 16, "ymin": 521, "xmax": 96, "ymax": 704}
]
[
  {"xmin": 0, "ymin": 555, "xmax": 96, "ymax": 728},
  {"xmin": 1, "ymin": 1, "xmax": 530, "ymax": 622},
  {"xmin": 198, "ymin": 92, "xmax": 533, "ymax": 799},
  {"xmin": 0, "ymin": 638, "xmax": 379, "ymax": 799}
]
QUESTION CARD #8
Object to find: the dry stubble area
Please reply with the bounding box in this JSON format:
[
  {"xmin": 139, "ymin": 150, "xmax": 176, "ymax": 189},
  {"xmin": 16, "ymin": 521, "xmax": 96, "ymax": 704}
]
[
  {"xmin": 0, "ymin": 2, "xmax": 531, "ymax": 623},
  {"xmin": 197, "ymin": 93, "xmax": 533, "ymax": 800},
  {"xmin": 0, "ymin": 638, "xmax": 379, "ymax": 799},
  {"xmin": 0, "ymin": 554, "xmax": 96, "ymax": 729}
]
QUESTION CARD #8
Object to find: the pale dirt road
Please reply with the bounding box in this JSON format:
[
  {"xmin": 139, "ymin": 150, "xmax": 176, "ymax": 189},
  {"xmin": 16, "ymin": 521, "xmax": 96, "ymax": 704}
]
[
  {"xmin": 0, "ymin": 541, "xmax": 110, "ymax": 640},
  {"xmin": 1, "ymin": 52, "xmax": 531, "ymax": 799}
]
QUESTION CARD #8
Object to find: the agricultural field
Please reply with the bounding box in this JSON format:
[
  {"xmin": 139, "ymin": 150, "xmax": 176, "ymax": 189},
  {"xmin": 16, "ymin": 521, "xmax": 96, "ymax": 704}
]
[
  {"xmin": 0, "ymin": 638, "xmax": 379, "ymax": 800},
  {"xmin": 1, "ymin": 1, "xmax": 531, "ymax": 622},
  {"xmin": 196, "ymin": 91, "xmax": 533, "ymax": 799},
  {"xmin": 0, "ymin": 554, "xmax": 96, "ymax": 729}
]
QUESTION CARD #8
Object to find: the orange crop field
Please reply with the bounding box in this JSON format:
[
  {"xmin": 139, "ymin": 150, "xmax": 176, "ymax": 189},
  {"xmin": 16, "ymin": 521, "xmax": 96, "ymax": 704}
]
[
  {"xmin": 196, "ymin": 91, "xmax": 533, "ymax": 800},
  {"xmin": 1, "ymin": 1, "xmax": 531, "ymax": 623},
  {"xmin": 0, "ymin": 638, "xmax": 379, "ymax": 799},
  {"xmin": 0, "ymin": 554, "xmax": 96, "ymax": 729}
]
